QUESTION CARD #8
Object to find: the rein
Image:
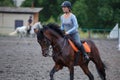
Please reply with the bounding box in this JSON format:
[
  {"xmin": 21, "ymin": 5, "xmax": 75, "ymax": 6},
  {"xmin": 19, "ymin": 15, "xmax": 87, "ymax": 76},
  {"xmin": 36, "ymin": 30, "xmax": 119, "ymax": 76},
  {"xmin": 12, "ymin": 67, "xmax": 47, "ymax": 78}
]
[
  {"xmin": 44, "ymin": 35, "xmax": 67, "ymax": 57},
  {"xmin": 52, "ymin": 36, "xmax": 67, "ymax": 56}
]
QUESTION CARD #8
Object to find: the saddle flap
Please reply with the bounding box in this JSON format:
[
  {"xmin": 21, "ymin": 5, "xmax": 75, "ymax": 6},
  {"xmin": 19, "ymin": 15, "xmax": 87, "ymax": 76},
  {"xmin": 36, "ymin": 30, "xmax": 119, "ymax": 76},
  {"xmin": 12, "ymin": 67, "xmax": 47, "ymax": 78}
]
[
  {"xmin": 68, "ymin": 39, "xmax": 91, "ymax": 53},
  {"xmin": 82, "ymin": 42, "xmax": 91, "ymax": 53},
  {"xmin": 68, "ymin": 39, "xmax": 79, "ymax": 52}
]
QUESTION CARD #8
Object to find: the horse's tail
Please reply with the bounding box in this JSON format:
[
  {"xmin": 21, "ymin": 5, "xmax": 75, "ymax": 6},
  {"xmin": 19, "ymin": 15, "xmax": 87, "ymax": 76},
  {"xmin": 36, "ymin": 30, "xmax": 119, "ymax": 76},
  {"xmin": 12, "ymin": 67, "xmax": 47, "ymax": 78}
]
[
  {"xmin": 95, "ymin": 62, "xmax": 106, "ymax": 80},
  {"xmin": 9, "ymin": 30, "xmax": 17, "ymax": 36},
  {"xmin": 88, "ymin": 40, "xmax": 106, "ymax": 80}
]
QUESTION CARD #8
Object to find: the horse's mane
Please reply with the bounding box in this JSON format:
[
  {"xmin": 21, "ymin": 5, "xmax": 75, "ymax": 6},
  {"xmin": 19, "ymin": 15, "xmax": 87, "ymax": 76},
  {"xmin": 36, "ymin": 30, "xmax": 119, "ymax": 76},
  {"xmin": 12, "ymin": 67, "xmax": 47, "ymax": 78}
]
[{"xmin": 43, "ymin": 23, "xmax": 65, "ymax": 37}]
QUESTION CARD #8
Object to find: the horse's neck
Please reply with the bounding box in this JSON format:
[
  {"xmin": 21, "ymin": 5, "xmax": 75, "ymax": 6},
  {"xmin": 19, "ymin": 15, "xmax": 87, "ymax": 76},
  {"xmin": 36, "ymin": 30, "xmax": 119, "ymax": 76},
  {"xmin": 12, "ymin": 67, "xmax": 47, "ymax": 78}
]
[
  {"xmin": 48, "ymin": 31, "xmax": 63, "ymax": 45},
  {"xmin": 44, "ymin": 29, "xmax": 67, "ymax": 51},
  {"xmin": 51, "ymin": 36, "xmax": 67, "ymax": 51},
  {"xmin": 51, "ymin": 37, "xmax": 70, "ymax": 56},
  {"xmin": 51, "ymin": 38, "xmax": 63, "ymax": 45}
]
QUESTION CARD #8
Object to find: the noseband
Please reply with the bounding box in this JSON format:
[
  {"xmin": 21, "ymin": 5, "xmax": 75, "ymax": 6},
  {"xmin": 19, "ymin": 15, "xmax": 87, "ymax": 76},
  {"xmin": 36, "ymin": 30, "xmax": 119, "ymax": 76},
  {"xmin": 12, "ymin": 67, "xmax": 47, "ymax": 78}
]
[
  {"xmin": 44, "ymin": 36, "xmax": 67, "ymax": 57},
  {"xmin": 38, "ymin": 28, "xmax": 67, "ymax": 57}
]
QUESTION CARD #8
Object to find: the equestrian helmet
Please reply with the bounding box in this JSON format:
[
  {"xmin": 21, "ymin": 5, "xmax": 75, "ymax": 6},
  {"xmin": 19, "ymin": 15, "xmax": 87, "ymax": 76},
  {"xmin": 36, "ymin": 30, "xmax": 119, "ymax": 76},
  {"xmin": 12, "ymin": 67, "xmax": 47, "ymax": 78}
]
[{"xmin": 61, "ymin": 1, "xmax": 71, "ymax": 9}]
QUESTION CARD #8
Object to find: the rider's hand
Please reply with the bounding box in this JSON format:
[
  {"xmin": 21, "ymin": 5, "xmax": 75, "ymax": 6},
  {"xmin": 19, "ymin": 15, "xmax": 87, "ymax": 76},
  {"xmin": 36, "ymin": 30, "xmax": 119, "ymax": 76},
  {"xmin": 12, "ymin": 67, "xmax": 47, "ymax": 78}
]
[{"xmin": 64, "ymin": 32, "xmax": 70, "ymax": 39}]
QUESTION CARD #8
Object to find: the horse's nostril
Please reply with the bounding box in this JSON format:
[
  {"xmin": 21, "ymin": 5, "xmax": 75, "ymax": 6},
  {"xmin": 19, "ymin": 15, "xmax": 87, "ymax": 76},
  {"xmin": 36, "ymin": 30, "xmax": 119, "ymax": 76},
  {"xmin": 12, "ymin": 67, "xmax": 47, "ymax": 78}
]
[
  {"xmin": 42, "ymin": 52, "xmax": 48, "ymax": 57},
  {"xmin": 45, "ymin": 53, "xmax": 48, "ymax": 56}
]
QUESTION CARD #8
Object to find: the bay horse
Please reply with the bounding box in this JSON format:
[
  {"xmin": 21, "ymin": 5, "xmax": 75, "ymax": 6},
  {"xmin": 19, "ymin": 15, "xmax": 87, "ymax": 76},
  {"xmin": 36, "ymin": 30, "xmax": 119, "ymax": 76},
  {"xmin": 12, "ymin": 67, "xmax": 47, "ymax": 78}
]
[{"xmin": 34, "ymin": 23, "xmax": 106, "ymax": 80}]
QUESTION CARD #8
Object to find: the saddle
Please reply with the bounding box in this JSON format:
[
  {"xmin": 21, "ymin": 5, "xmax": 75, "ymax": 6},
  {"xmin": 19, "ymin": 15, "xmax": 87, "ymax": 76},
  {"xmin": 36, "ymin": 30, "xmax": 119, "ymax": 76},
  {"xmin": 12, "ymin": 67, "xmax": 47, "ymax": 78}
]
[{"xmin": 68, "ymin": 39, "xmax": 91, "ymax": 53}]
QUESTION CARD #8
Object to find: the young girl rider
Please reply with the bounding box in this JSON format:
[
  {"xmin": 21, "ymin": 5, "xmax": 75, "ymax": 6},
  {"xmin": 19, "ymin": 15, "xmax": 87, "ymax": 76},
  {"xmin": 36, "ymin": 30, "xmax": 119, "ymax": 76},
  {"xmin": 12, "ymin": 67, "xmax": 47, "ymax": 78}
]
[{"xmin": 60, "ymin": 1, "xmax": 89, "ymax": 63}]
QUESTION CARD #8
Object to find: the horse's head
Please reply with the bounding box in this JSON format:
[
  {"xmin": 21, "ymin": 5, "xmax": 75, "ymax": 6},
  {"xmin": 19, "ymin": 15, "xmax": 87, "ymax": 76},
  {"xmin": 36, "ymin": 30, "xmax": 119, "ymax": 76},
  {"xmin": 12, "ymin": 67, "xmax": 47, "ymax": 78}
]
[
  {"xmin": 34, "ymin": 22, "xmax": 51, "ymax": 57},
  {"xmin": 35, "ymin": 23, "xmax": 65, "ymax": 57},
  {"xmin": 37, "ymin": 31, "xmax": 51, "ymax": 57}
]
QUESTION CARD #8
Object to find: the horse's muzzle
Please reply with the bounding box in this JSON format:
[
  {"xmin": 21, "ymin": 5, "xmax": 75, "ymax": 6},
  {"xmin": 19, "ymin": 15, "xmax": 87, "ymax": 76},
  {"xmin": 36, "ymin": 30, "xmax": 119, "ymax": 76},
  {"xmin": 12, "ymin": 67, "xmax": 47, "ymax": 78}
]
[{"xmin": 42, "ymin": 50, "xmax": 49, "ymax": 57}]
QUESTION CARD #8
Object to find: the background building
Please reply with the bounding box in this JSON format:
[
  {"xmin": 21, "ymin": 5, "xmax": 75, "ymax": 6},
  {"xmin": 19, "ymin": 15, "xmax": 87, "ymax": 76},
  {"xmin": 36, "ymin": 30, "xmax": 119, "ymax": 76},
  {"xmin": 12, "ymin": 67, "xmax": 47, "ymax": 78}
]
[{"xmin": 0, "ymin": 7, "xmax": 42, "ymax": 34}]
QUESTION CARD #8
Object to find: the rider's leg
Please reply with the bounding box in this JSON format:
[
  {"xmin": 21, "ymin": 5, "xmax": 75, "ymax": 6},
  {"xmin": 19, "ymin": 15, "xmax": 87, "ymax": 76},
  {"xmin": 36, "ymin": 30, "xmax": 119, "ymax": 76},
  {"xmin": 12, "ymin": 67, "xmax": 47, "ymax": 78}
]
[
  {"xmin": 75, "ymin": 42, "xmax": 89, "ymax": 64},
  {"xmin": 79, "ymin": 44, "xmax": 89, "ymax": 61},
  {"xmin": 69, "ymin": 33, "xmax": 89, "ymax": 64}
]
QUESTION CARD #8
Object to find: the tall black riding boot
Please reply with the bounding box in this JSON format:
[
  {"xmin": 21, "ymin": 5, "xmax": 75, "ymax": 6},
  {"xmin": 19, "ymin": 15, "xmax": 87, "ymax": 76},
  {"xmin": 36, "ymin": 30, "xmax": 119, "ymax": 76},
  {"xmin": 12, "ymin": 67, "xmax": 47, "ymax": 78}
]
[
  {"xmin": 74, "ymin": 45, "xmax": 90, "ymax": 65},
  {"xmin": 80, "ymin": 45, "xmax": 90, "ymax": 61}
]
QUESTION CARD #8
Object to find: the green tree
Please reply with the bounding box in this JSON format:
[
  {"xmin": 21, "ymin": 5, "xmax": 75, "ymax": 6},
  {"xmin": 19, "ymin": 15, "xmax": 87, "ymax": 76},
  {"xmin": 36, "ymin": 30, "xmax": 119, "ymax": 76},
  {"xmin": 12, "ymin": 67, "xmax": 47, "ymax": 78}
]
[
  {"xmin": 21, "ymin": 0, "xmax": 76, "ymax": 22},
  {"xmin": 21, "ymin": 0, "xmax": 120, "ymax": 29},
  {"xmin": 110, "ymin": 0, "xmax": 120, "ymax": 26},
  {"xmin": 85, "ymin": 0, "xmax": 100, "ymax": 28},
  {"xmin": 98, "ymin": 5, "xmax": 114, "ymax": 28},
  {"xmin": 0, "ymin": 0, "xmax": 14, "ymax": 7},
  {"xmin": 97, "ymin": 0, "xmax": 120, "ymax": 29},
  {"xmin": 72, "ymin": 0, "xmax": 88, "ymax": 28},
  {"xmin": 21, "ymin": 0, "xmax": 33, "ymax": 7}
]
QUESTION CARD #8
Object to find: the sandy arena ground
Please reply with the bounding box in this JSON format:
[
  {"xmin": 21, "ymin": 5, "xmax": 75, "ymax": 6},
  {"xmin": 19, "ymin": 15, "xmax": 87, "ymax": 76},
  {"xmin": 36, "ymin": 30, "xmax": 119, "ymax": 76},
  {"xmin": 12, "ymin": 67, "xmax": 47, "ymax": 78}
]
[{"xmin": 0, "ymin": 36, "xmax": 120, "ymax": 80}]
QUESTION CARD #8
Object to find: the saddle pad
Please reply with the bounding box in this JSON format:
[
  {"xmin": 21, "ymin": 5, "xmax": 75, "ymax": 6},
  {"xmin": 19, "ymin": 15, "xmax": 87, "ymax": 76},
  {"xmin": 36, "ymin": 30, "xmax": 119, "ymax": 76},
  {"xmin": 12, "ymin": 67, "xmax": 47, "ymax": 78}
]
[
  {"xmin": 82, "ymin": 42, "xmax": 91, "ymax": 53},
  {"xmin": 68, "ymin": 39, "xmax": 91, "ymax": 53}
]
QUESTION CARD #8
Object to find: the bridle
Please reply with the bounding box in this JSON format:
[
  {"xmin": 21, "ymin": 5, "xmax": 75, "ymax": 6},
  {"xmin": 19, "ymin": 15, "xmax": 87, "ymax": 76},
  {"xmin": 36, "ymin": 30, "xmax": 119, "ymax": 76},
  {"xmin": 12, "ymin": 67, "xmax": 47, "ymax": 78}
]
[
  {"xmin": 42, "ymin": 34, "xmax": 67, "ymax": 57},
  {"xmin": 38, "ymin": 27, "xmax": 67, "ymax": 57}
]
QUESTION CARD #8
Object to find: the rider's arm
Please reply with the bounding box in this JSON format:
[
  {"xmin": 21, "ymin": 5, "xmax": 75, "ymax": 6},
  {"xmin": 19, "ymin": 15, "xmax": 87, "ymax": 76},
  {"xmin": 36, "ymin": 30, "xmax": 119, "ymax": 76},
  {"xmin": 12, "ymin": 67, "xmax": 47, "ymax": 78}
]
[
  {"xmin": 66, "ymin": 15, "xmax": 78, "ymax": 34},
  {"xmin": 60, "ymin": 16, "xmax": 64, "ymax": 31}
]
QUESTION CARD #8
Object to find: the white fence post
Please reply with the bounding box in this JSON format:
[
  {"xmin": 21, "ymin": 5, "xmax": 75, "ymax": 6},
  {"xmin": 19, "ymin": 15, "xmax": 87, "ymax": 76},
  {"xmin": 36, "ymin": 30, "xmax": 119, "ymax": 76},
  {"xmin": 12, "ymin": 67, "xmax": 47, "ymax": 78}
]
[{"xmin": 118, "ymin": 28, "xmax": 120, "ymax": 51}]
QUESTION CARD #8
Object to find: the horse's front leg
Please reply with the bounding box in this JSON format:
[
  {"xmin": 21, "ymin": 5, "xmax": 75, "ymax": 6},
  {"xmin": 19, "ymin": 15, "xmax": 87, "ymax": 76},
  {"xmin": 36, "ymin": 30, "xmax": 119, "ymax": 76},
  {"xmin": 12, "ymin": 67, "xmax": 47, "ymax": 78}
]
[
  {"xmin": 68, "ymin": 66, "xmax": 74, "ymax": 80},
  {"xmin": 50, "ymin": 63, "xmax": 63, "ymax": 80}
]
